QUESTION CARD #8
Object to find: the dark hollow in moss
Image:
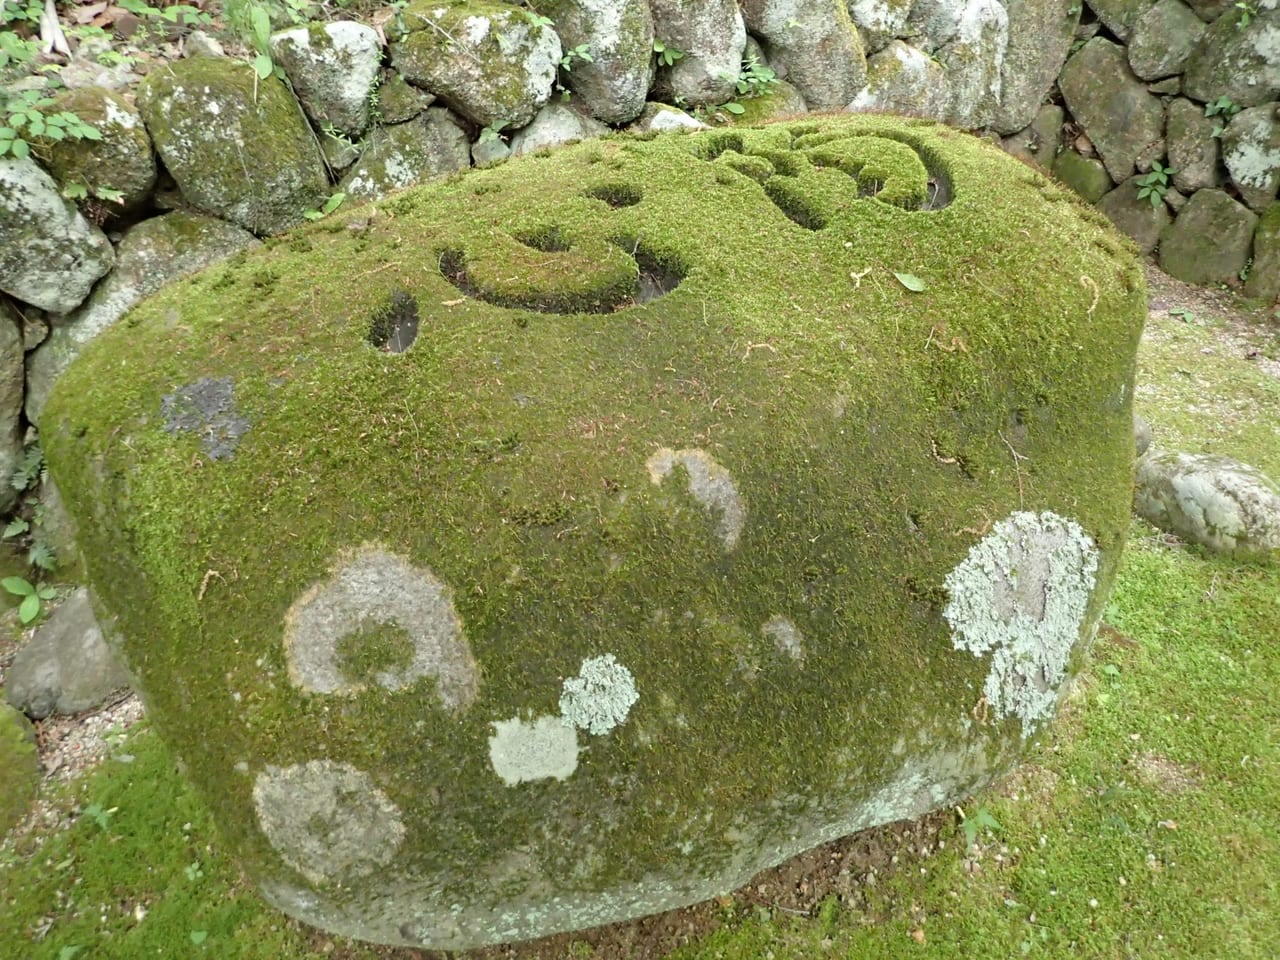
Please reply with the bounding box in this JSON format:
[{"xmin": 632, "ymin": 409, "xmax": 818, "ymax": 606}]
[
  {"xmin": 584, "ymin": 183, "xmax": 642, "ymax": 208},
  {"xmin": 366, "ymin": 290, "xmax": 419, "ymax": 353}
]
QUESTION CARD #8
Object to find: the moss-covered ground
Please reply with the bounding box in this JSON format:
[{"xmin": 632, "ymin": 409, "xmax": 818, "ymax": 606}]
[{"xmin": 3, "ymin": 268, "xmax": 1278, "ymax": 958}]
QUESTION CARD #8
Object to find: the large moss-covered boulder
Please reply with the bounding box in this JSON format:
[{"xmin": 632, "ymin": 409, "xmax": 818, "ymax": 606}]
[{"xmin": 44, "ymin": 115, "xmax": 1145, "ymax": 950}]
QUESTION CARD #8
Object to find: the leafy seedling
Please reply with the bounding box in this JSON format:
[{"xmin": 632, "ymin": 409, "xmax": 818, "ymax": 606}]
[
  {"xmin": 303, "ymin": 191, "xmax": 346, "ymax": 221},
  {"xmin": 2, "ymin": 576, "xmax": 55, "ymax": 624},
  {"xmin": 959, "ymin": 805, "xmax": 1002, "ymax": 847},
  {"xmin": 653, "ymin": 39, "xmax": 683, "ymax": 67}
]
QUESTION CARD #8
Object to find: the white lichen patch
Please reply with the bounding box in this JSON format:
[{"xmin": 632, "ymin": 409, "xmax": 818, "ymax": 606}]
[
  {"xmin": 645, "ymin": 447, "xmax": 746, "ymax": 550},
  {"xmin": 283, "ymin": 544, "xmax": 478, "ymax": 709},
  {"xmin": 943, "ymin": 511, "xmax": 1100, "ymax": 736},
  {"xmin": 559, "ymin": 653, "xmax": 639, "ymax": 735},
  {"xmin": 489, "ymin": 715, "xmax": 579, "ymax": 785},
  {"xmin": 762, "ymin": 616, "xmax": 805, "ymax": 662},
  {"xmin": 253, "ymin": 760, "xmax": 406, "ymax": 885}
]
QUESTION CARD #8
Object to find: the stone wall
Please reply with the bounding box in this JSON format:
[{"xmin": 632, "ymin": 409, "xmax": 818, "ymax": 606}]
[{"xmin": 0, "ymin": 0, "xmax": 1277, "ymax": 526}]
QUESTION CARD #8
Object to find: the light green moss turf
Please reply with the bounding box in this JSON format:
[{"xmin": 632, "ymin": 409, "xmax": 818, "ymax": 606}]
[
  {"xmin": 0, "ymin": 703, "xmax": 38, "ymax": 835},
  {"xmin": 43, "ymin": 115, "xmax": 1146, "ymax": 948}
]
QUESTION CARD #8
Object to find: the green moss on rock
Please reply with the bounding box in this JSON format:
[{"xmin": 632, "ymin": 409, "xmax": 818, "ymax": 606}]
[
  {"xmin": 136, "ymin": 57, "xmax": 329, "ymax": 236},
  {"xmin": 38, "ymin": 86, "xmax": 156, "ymax": 214},
  {"xmin": 44, "ymin": 115, "xmax": 1146, "ymax": 949}
]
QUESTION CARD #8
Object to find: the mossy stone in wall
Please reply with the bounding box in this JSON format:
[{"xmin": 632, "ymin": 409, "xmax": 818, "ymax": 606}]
[
  {"xmin": 136, "ymin": 57, "xmax": 329, "ymax": 236},
  {"xmin": 44, "ymin": 115, "xmax": 1146, "ymax": 949}
]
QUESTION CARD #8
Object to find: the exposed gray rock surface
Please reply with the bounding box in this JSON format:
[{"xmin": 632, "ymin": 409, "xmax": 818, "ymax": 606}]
[
  {"xmin": 5, "ymin": 588, "xmax": 133, "ymax": 719},
  {"xmin": 1158, "ymin": 189, "xmax": 1259, "ymax": 284},
  {"xmin": 0, "ymin": 157, "xmax": 114, "ymax": 314},
  {"xmin": 1166, "ymin": 97, "xmax": 1222, "ymax": 195},
  {"xmin": 741, "ymin": 0, "xmax": 868, "ymax": 109},
  {"xmin": 1220, "ymin": 104, "xmax": 1280, "ymax": 213},
  {"xmin": 848, "ymin": 0, "xmax": 912, "ymax": 52},
  {"xmin": 26, "ymin": 212, "xmax": 258, "ymax": 425},
  {"xmin": 849, "ymin": 40, "xmax": 949, "ymax": 118},
  {"xmin": 649, "ymin": 0, "xmax": 747, "ymax": 105},
  {"xmin": 1084, "ymin": 0, "xmax": 1155, "ymax": 40},
  {"xmin": 1182, "ymin": 9, "xmax": 1280, "ymax": 109},
  {"xmin": 0, "ymin": 302, "xmax": 24, "ymax": 514},
  {"xmin": 1243, "ymin": 203, "xmax": 1280, "ymax": 302},
  {"xmin": 1059, "ymin": 38, "xmax": 1165, "ymax": 183},
  {"xmin": 1127, "ymin": 0, "xmax": 1207, "ymax": 80},
  {"xmin": 993, "ymin": 0, "xmax": 1078, "ymax": 134},
  {"xmin": 1135, "ymin": 451, "xmax": 1280, "ymax": 558},
  {"xmin": 1096, "ymin": 175, "xmax": 1172, "ymax": 253},
  {"xmin": 544, "ymin": 0, "xmax": 655, "ymax": 124},
  {"xmin": 339, "ymin": 108, "xmax": 471, "ymax": 203},
  {"xmin": 271, "ymin": 21, "xmax": 383, "ymax": 138},
  {"xmin": 509, "ymin": 103, "xmax": 609, "ymax": 156},
  {"xmin": 934, "ymin": 0, "xmax": 1008, "ymax": 128},
  {"xmin": 391, "ymin": 0, "xmax": 560, "ymax": 128}
]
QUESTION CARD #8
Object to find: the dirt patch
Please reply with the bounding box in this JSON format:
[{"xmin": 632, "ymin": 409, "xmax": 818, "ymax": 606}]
[
  {"xmin": 1131, "ymin": 751, "xmax": 1202, "ymax": 796},
  {"xmin": 307, "ymin": 809, "xmax": 955, "ymax": 960}
]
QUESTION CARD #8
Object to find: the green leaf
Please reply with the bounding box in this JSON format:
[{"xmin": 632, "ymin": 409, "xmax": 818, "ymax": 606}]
[
  {"xmin": 58, "ymin": 948, "xmax": 83, "ymax": 960},
  {"xmin": 893, "ymin": 271, "xmax": 926, "ymax": 292},
  {"xmin": 19, "ymin": 592, "xmax": 40, "ymax": 623},
  {"xmin": 321, "ymin": 191, "xmax": 346, "ymax": 214},
  {"xmin": 250, "ymin": 4, "xmax": 271, "ymax": 48},
  {"xmin": 253, "ymin": 53, "xmax": 274, "ymax": 81},
  {"xmin": 3, "ymin": 518, "xmax": 29, "ymax": 538},
  {"xmin": 2, "ymin": 576, "xmax": 33, "ymax": 597},
  {"xmin": 11, "ymin": 138, "xmax": 27, "ymax": 158},
  {"xmin": 190, "ymin": 930, "xmax": 208, "ymax": 945},
  {"xmin": 722, "ymin": 101, "xmax": 745, "ymax": 115}
]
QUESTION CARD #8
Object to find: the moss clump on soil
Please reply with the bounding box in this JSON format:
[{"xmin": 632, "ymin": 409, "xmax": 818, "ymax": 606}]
[
  {"xmin": 0, "ymin": 703, "xmax": 39, "ymax": 834},
  {"xmin": 44, "ymin": 114, "xmax": 1146, "ymax": 949}
]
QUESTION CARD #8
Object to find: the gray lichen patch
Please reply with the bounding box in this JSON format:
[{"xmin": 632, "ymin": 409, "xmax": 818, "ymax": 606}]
[
  {"xmin": 283, "ymin": 545, "xmax": 478, "ymax": 708},
  {"xmin": 253, "ymin": 760, "xmax": 406, "ymax": 885},
  {"xmin": 488, "ymin": 715, "xmax": 579, "ymax": 785},
  {"xmin": 762, "ymin": 616, "xmax": 804, "ymax": 662},
  {"xmin": 559, "ymin": 654, "xmax": 639, "ymax": 735},
  {"xmin": 943, "ymin": 511, "xmax": 1100, "ymax": 736},
  {"xmin": 645, "ymin": 448, "xmax": 746, "ymax": 551},
  {"xmin": 161, "ymin": 376, "xmax": 250, "ymax": 460}
]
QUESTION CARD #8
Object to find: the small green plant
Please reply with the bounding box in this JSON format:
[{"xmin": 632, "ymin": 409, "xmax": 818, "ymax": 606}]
[
  {"xmin": 62, "ymin": 181, "xmax": 126, "ymax": 205},
  {"xmin": 0, "ymin": 0, "xmax": 43, "ymax": 75},
  {"xmin": 653, "ymin": 39, "xmax": 684, "ymax": 67},
  {"xmin": 959, "ymin": 804, "xmax": 1002, "ymax": 847},
  {"xmin": 184, "ymin": 860, "xmax": 204, "ymax": 882},
  {"xmin": 1, "ymin": 90, "xmax": 103, "ymax": 160},
  {"xmin": 732, "ymin": 55, "xmax": 778, "ymax": 98},
  {"xmin": 2, "ymin": 575, "xmax": 55, "ymax": 624},
  {"xmin": 478, "ymin": 119, "xmax": 510, "ymax": 145},
  {"xmin": 522, "ymin": 8, "xmax": 553, "ymax": 29},
  {"xmin": 1205, "ymin": 95, "xmax": 1242, "ymax": 137},
  {"xmin": 81, "ymin": 802, "xmax": 117, "ymax": 831},
  {"xmin": 247, "ymin": 2, "xmax": 283, "ymax": 82},
  {"xmin": 1234, "ymin": 0, "xmax": 1258, "ymax": 27},
  {"xmin": 560, "ymin": 43, "xmax": 593, "ymax": 72},
  {"xmin": 302, "ymin": 190, "xmax": 346, "ymax": 220},
  {"xmin": 1136, "ymin": 161, "xmax": 1174, "ymax": 208}
]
